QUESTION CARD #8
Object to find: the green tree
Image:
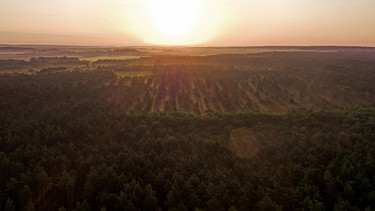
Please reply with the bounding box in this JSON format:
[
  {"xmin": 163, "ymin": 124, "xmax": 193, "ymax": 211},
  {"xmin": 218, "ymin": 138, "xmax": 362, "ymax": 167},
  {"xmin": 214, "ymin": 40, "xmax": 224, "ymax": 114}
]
[
  {"xmin": 144, "ymin": 184, "xmax": 158, "ymax": 210},
  {"xmin": 56, "ymin": 170, "xmax": 76, "ymax": 210},
  {"xmin": 256, "ymin": 196, "xmax": 281, "ymax": 211},
  {"xmin": 4, "ymin": 198, "xmax": 16, "ymax": 211}
]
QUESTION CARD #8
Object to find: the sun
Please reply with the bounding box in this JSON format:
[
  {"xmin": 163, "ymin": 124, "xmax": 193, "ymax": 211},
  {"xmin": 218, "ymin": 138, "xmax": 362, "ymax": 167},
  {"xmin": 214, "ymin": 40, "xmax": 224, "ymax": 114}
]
[
  {"xmin": 126, "ymin": 0, "xmax": 224, "ymax": 45},
  {"xmin": 150, "ymin": 0, "xmax": 200, "ymax": 39}
]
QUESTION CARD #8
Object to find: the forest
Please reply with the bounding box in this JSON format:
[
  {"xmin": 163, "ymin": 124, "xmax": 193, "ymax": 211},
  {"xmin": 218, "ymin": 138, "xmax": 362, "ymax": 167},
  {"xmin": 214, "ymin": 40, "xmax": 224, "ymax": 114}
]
[{"xmin": 0, "ymin": 47, "xmax": 375, "ymax": 210}]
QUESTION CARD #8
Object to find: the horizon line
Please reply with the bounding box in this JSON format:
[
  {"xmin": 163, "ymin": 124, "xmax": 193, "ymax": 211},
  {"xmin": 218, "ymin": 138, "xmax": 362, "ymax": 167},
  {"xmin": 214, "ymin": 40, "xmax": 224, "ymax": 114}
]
[{"xmin": 1, "ymin": 43, "xmax": 375, "ymax": 49}]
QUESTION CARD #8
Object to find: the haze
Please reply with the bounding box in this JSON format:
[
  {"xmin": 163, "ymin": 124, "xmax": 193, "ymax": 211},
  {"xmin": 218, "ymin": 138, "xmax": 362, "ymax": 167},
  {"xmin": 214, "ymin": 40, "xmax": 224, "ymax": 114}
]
[{"xmin": 1, "ymin": 0, "xmax": 375, "ymax": 46}]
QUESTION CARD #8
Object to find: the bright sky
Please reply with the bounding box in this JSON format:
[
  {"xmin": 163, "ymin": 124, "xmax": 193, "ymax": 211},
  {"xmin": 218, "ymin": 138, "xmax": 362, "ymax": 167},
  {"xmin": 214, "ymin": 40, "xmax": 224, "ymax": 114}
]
[{"xmin": 0, "ymin": 0, "xmax": 375, "ymax": 46}]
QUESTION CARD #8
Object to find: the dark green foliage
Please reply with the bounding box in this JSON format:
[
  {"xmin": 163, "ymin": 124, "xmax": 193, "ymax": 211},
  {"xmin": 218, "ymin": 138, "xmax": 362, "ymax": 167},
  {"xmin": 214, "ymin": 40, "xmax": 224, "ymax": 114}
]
[{"xmin": 0, "ymin": 70, "xmax": 374, "ymax": 210}]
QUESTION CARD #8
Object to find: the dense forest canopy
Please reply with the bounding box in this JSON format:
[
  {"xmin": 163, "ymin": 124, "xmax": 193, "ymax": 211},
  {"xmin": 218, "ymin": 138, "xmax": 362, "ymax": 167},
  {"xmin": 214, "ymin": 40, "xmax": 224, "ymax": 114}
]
[{"xmin": 0, "ymin": 49, "xmax": 374, "ymax": 210}]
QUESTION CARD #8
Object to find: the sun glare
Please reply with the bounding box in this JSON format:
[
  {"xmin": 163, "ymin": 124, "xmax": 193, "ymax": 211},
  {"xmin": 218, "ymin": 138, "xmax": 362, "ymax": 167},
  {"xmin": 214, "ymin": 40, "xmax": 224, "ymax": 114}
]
[
  {"xmin": 150, "ymin": 0, "xmax": 200, "ymax": 39},
  {"xmin": 127, "ymin": 0, "xmax": 224, "ymax": 45}
]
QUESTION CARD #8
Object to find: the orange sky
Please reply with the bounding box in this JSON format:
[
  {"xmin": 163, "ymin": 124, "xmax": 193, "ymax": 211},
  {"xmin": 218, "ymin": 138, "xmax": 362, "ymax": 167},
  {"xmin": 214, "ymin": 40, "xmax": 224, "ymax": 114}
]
[{"xmin": 1, "ymin": 0, "xmax": 375, "ymax": 46}]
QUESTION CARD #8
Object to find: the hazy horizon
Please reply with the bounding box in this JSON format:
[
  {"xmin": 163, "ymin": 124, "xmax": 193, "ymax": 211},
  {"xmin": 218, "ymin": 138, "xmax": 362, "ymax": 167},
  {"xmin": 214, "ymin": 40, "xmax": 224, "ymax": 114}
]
[{"xmin": 1, "ymin": 0, "xmax": 375, "ymax": 46}]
